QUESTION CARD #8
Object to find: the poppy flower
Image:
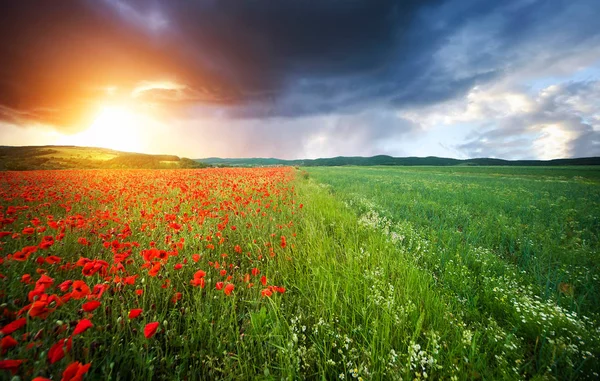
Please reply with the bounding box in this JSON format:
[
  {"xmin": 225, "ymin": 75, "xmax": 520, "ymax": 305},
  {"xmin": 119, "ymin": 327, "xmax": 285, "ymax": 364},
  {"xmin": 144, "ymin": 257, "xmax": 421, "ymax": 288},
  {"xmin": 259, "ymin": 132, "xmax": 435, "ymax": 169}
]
[
  {"xmin": 61, "ymin": 361, "xmax": 91, "ymax": 381},
  {"xmin": 58, "ymin": 280, "xmax": 73, "ymax": 292},
  {"xmin": 251, "ymin": 268, "xmax": 260, "ymax": 276},
  {"xmin": 48, "ymin": 339, "xmax": 66, "ymax": 364},
  {"xmin": 82, "ymin": 301, "xmax": 101, "ymax": 312},
  {"xmin": 171, "ymin": 292, "xmax": 182, "ymax": 304},
  {"xmin": 33, "ymin": 377, "xmax": 52, "ymax": 381},
  {"xmin": 144, "ymin": 322, "xmax": 159, "ymax": 338},
  {"xmin": 261, "ymin": 288, "xmax": 273, "ymax": 298},
  {"xmin": 215, "ymin": 282, "xmax": 224, "ymax": 291},
  {"xmin": 0, "ymin": 359, "xmax": 23, "ymax": 375},
  {"xmin": 72, "ymin": 319, "xmax": 93, "ymax": 336},
  {"xmin": 123, "ymin": 275, "xmax": 137, "ymax": 285},
  {"xmin": 45, "ymin": 255, "xmax": 61, "ymax": 264},
  {"xmin": 28, "ymin": 301, "xmax": 55, "ymax": 319},
  {"xmin": 224, "ymin": 283, "xmax": 234, "ymax": 296},
  {"xmin": 128, "ymin": 309, "xmax": 143, "ymax": 319},
  {"xmin": 1, "ymin": 318, "xmax": 26, "ymax": 335},
  {"xmin": 260, "ymin": 276, "xmax": 267, "ymax": 286},
  {"xmin": 71, "ymin": 281, "xmax": 90, "ymax": 299},
  {"xmin": 194, "ymin": 270, "xmax": 206, "ymax": 278},
  {"xmin": 148, "ymin": 262, "xmax": 161, "ymax": 277},
  {"xmin": 190, "ymin": 277, "xmax": 205, "ymax": 288},
  {"xmin": 0, "ymin": 336, "xmax": 18, "ymax": 353}
]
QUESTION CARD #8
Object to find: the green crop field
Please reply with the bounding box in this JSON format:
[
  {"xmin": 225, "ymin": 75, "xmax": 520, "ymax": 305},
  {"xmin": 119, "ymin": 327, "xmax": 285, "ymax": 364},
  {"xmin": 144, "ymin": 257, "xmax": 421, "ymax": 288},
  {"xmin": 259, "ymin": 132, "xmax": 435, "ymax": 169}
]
[{"xmin": 304, "ymin": 166, "xmax": 600, "ymax": 379}]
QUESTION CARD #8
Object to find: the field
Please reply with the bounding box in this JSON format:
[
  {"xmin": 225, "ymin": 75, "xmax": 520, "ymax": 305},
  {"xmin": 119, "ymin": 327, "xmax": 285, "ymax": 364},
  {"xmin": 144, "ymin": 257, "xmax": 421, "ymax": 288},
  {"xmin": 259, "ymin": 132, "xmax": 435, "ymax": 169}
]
[{"xmin": 0, "ymin": 166, "xmax": 598, "ymax": 380}]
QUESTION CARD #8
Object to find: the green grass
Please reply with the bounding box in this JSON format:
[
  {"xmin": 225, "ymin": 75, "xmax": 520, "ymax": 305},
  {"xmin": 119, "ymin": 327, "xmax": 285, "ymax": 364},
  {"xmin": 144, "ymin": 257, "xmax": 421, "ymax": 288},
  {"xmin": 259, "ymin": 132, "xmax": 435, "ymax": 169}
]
[{"xmin": 305, "ymin": 165, "xmax": 600, "ymax": 379}]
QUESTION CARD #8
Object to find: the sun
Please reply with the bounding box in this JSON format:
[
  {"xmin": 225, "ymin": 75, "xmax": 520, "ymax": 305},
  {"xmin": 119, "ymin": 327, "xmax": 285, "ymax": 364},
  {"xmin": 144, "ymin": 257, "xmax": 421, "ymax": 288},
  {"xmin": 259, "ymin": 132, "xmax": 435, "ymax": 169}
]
[{"xmin": 58, "ymin": 105, "xmax": 146, "ymax": 153}]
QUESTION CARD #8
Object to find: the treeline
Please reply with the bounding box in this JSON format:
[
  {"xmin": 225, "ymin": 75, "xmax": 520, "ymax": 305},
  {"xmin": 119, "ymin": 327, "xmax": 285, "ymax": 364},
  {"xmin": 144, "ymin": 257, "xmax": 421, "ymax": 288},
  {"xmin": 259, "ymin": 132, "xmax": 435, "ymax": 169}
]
[{"xmin": 198, "ymin": 155, "xmax": 600, "ymax": 167}]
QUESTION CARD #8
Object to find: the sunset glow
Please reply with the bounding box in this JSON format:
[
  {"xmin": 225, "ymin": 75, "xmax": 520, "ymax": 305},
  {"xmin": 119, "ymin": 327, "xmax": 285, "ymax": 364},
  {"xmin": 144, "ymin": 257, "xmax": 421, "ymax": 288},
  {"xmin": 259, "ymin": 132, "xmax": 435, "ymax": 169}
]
[{"xmin": 56, "ymin": 106, "xmax": 147, "ymax": 153}]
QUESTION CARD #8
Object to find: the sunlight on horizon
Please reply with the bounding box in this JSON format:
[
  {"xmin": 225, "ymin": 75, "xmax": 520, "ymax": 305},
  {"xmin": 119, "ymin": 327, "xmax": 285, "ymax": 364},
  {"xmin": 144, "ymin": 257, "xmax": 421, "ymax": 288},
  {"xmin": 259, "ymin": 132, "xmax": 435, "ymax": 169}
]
[{"xmin": 56, "ymin": 105, "xmax": 147, "ymax": 153}]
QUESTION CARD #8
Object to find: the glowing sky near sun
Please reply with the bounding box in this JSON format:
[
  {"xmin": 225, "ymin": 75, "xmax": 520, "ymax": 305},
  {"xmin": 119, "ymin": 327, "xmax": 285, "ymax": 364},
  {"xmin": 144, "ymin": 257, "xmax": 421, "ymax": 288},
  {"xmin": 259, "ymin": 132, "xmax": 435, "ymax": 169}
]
[{"xmin": 0, "ymin": 0, "xmax": 599, "ymax": 159}]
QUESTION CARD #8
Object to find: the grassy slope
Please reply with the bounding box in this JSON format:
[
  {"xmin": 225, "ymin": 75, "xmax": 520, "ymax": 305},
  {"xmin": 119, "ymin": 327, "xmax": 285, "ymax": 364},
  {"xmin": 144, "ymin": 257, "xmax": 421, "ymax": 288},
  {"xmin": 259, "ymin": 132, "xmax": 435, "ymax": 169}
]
[
  {"xmin": 306, "ymin": 166, "xmax": 600, "ymax": 379},
  {"xmin": 0, "ymin": 146, "xmax": 207, "ymax": 170}
]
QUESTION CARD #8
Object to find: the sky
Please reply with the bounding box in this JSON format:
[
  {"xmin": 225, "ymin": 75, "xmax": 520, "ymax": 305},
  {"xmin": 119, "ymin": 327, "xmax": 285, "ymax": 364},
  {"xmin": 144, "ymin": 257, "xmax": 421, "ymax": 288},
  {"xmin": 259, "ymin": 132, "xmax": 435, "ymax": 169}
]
[{"xmin": 0, "ymin": 0, "xmax": 599, "ymax": 160}]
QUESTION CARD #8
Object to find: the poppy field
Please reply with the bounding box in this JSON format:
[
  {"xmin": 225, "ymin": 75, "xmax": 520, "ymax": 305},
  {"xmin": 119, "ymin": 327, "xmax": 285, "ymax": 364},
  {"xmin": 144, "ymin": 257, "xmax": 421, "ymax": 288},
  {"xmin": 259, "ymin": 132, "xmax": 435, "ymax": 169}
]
[
  {"xmin": 0, "ymin": 168, "xmax": 297, "ymax": 380},
  {"xmin": 0, "ymin": 166, "xmax": 599, "ymax": 380}
]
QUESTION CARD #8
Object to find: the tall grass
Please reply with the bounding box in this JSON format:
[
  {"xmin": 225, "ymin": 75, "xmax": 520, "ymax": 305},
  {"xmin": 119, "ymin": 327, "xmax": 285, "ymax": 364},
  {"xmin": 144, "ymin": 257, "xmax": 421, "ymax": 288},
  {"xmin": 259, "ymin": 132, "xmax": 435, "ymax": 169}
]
[{"xmin": 307, "ymin": 166, "xmax": 600, "ymax": 379}]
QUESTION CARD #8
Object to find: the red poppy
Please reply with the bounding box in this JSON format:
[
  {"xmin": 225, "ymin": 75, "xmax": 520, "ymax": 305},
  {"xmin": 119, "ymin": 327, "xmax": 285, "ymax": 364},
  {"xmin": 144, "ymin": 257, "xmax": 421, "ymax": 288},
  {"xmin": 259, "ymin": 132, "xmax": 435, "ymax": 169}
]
[
  {"xmin": 224, "ymin": 283, "xmax": 235, "ymax": 296},
  {"xmin": 261, "ymin": 288, "xmax": 273, "ymax": 298},
  {"xmin": 251, "ymin": 267, "xmax": 260, "ymax": 276},
  {"xmin": 215, "ymin": 281, "xmax": 224, "ymax": 290},
  {"xmin": 171, "ymin": 292, "xmax": 182, "ymax": 304},
  {"xmin": 72, "ymin": 319, "xmax": 93, "ymax": 336},
  {"xmin": 33, "ymin": 377, "xmax": 52, "ymax": 381},
  {"xmin": 0, "ymin": 336, "xmax": 18, "ymax": 353},
  {"xmin": 71, "ymin": 281, "xmax": 90, "ymax": 299},
  {"xmin": 48, "ymin": 339, "xmax": 66, "ymax": 364},
  {"xmin": 123, "ymin": 275, "xmax": 138, "ymax": 285},
  {"xmin": 0, "ymin": 359, "xmax": 23, "ymax": 375},
  {"xmin": 82, "ymin": 301, "xmax": 101, "ymax": 312},
  {"xmin": 58, "ymin": 280, "xmax": 73, "ymax": 292},
  {"xmin": 190, "ymin": 277, "xmax": 205, "ymax": 288},
  {"xmin": 260, "ymin": 275, "xmax": 267, "ymax": 286},
  {"xmin": 0, "ymin": 318, "xmax": 26, "ymax": 335},
  {"xmin": 128, "ymin": 309, "xmax": 143, "ymax": 319},
  {"xmin": 28, "ymin": 300, "xmax": 55, "ymax": 319},
  {"xmin": 144, "ymin": 322, "xmax": 159, "ymax": 338},
  {"xmin": 61, "ymin": 361, "xmax": 91, "ymax": 381},
  {"xmin": 148, "ymin": 262, "xmax": 161, "ymax": 277}
]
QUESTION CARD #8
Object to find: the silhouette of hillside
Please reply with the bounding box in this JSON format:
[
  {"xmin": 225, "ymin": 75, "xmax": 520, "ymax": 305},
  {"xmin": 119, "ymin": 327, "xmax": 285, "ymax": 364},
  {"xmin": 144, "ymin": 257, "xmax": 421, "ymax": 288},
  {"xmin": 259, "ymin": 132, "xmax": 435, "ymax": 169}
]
[
  {"xmin": 197, "ymin": 155, "xmax": 600, "ymax": 167},
  {"xmin": 0, "ymin": 146, "xmax": 208, "ymax": 170}
]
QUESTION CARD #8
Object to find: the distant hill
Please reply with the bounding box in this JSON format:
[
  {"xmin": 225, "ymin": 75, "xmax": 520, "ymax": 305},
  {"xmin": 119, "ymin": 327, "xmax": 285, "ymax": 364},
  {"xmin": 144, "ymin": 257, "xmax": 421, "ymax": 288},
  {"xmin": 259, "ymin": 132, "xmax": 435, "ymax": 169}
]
[
  {"xmin": 0, "ymin": 146, "xmax": 208, "ymax": 170},
  {"xmin": 197, "ymin": 155, "xmax": 600, "ymax": 167}
]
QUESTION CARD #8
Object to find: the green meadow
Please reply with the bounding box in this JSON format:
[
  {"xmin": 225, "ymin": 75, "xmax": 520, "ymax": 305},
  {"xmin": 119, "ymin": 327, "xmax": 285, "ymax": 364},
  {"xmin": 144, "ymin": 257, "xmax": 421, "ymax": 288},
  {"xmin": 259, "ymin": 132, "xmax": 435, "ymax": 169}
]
[{"xmin": 301, "ymin": 165, "xmax": 600, "ymax": 379}]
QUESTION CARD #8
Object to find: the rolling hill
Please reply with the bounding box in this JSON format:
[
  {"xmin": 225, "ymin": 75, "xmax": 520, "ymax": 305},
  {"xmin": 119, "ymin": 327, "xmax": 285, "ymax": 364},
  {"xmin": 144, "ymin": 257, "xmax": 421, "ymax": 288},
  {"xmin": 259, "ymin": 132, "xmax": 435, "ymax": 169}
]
[
  {"xmin": 0, "ymin": 146, "xmax": 207, "ymax": 170},
  {"xmin": 197, "ymin": 155, "xmax": 600, "ymax": 167}
]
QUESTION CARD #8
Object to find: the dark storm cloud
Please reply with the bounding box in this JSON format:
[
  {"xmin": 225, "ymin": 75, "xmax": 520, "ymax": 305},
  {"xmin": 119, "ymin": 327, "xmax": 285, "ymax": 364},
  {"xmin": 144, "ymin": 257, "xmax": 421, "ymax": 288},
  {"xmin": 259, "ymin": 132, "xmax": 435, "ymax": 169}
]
[{"xmin": 1, "ymin": 0, "xmax": 600, "ymax": 131}]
